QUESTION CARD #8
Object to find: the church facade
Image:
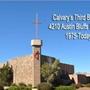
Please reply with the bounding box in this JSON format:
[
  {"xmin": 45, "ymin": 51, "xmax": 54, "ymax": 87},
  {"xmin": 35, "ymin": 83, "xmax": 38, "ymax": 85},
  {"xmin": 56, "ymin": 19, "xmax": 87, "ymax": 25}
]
[
  {"xmin": 6, "ymin": 39, "xmax": 74, "ymax": 87},
  {"xmin": 0, "ymin": 38, "xmax": 89, "ymax": 87}
]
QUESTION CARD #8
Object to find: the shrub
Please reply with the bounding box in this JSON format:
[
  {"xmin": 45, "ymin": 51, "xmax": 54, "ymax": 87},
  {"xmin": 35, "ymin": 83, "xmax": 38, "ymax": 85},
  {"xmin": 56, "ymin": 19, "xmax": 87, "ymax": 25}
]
[
  {"xmin": 11, "ymin": 83, "xmax": 17, "ymax": 86},
  {"xmin": 0, "ymin": 84, "xmax": 4, "ymax": 90},
  {"xmin": 27, "ymin": 84, "xmax": 32, "ymax": 90},
  {"xmin": 18, "ymin": 83, "xmax": 26, "ymax": 87},
  {"xmin": 27, "ymin": 84, "xmax": 32, "ymax": 87},
  {"xmin": 8, "ymin": 85, "xmax": 19, "ymax": 90},
  {"xmin": 19, "ymin": 83, "xmax": 31, "ymax": 90},
  {"xmin": 55, "ymin": 86, "xmax": 76, "ymax": 90},
  {"xmin": 38, "ymin": 82, "xmax": 53, "ymax": 90},
  {"xmin": 8, "ymin": 83, "xmax": 32, "ymax": 90}
]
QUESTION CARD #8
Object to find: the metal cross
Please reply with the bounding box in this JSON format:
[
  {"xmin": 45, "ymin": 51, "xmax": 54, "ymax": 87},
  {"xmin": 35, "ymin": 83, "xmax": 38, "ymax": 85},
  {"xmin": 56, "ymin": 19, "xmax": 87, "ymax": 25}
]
[{"xmin": 33, "ymin": 13, "xmax": 41, "ymax": 39}]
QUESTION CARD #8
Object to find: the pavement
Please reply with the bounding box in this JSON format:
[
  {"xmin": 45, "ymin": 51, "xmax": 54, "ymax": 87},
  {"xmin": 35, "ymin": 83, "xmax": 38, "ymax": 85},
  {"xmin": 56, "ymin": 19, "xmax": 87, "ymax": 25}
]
[{"xmin": 77, "ymin": 87, "xmax": 90, "ymax": 90}]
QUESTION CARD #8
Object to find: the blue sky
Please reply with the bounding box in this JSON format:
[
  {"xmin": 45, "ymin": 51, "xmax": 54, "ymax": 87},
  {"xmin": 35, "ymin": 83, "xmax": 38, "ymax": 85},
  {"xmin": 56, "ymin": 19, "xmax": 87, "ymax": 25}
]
[{"xmin": 0, "ymin": 1, "xmax": 90, "ymax": 73}]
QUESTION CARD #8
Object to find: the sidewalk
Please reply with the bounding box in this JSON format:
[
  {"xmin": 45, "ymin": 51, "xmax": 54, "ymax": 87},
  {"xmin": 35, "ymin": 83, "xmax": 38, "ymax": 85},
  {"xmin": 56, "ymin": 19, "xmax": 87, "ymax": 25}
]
[{"xmin": 77, "ymin": 87, "xmax": 90, "ymax": 90}]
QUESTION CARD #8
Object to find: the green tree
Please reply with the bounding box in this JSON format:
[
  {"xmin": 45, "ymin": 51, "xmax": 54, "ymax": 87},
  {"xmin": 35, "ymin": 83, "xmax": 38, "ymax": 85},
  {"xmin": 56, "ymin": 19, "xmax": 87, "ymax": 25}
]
[
  {"xmin": 0, "ymin": 62, "xmax": 13, "ymax": 86},
  {"xmin": 41, "ymin": 59, "xmax": 61, "ymax": 86},
  {"xmin": 41, "ymin": 63, "xmax": 52, "ymax": 82}
]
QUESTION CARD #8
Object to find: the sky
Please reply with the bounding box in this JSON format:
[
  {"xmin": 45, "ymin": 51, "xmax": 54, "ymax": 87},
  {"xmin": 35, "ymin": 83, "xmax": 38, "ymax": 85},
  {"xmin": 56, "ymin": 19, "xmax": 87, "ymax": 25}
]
[{"xmin": 0, "ymin": 1, "xmax": 90, "ymax": 73}]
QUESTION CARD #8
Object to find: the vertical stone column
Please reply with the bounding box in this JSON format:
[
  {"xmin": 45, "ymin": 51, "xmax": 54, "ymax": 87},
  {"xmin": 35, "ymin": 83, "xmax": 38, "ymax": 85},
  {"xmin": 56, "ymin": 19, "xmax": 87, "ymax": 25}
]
[{"xmin": 31, "ymin": 39, "xmax": 42, "ymax": 87}]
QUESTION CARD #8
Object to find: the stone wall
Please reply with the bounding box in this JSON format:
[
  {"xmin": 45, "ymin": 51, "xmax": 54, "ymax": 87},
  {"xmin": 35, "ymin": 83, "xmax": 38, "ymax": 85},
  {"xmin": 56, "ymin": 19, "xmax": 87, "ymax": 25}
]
[
  {"xmin": 9, "ymin": 55, "xmax": 33, "ymax": 85},
  {"xmin": 0, "ymin": 54, "xmax": 75, "ymax": 86}
]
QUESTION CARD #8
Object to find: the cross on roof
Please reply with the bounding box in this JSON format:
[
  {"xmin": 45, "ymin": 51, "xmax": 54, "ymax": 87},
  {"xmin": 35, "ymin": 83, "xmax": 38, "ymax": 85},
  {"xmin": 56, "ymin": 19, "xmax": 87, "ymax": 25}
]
[{"xmin": 33, "ymin": 13, "xmax": 41, "ymax": 39}]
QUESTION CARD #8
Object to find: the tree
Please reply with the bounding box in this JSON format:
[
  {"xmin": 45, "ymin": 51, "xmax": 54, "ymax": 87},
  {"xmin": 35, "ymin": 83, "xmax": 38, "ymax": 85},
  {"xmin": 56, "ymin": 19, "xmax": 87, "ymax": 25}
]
[
  {"xmin": 41, "ymin": 63, "xmax": 52, "ymax": 82},
  {"xmin": 41, "ymin": 59, "xmax": 61, "ymax": 86},
  {"xmin": 0, "ymin": 62, "xmax": 13, "ymax": 86}
]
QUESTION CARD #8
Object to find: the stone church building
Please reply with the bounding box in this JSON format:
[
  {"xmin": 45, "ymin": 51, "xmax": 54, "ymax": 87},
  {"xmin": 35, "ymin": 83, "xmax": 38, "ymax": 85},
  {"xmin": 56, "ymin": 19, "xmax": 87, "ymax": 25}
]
[
  {"xmin": 7, "ymin": 39, "xmax": 74, "ymax": 87},
  {"xmin": 6, "ymin": 39, "xmax": 90, "ymax": 87}
]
